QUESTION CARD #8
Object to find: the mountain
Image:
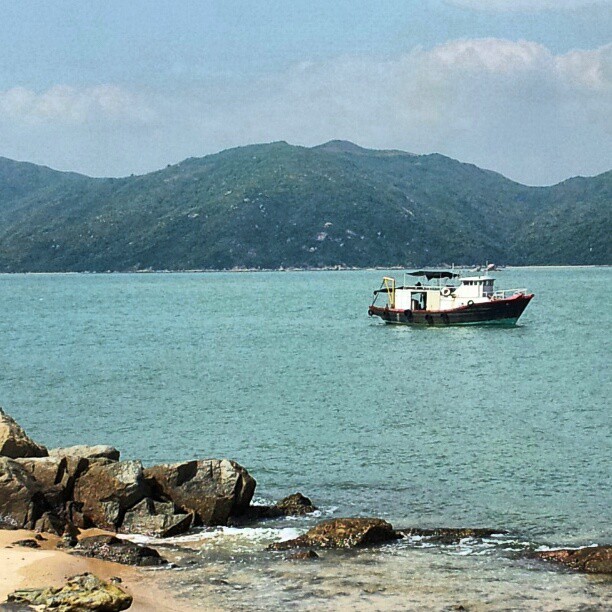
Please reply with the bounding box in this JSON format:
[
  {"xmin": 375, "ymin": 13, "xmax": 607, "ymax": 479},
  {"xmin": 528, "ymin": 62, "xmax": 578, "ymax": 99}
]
[{"xmin": 0, "ymin": 142, "xmax": 609, "ymax": 272}]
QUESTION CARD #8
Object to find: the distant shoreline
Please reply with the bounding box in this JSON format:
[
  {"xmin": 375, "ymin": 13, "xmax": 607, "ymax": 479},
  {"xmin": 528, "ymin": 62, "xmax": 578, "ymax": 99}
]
[{"xmin": 0, "ymin": 264, "xmax": 610, "ymax": 276}]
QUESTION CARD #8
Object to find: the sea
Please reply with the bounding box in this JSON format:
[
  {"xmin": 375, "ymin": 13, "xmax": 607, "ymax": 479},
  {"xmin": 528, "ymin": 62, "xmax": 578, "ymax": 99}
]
[{"xmin": 1, "ymin": 267, "xmax": 610, "ymax": 610}]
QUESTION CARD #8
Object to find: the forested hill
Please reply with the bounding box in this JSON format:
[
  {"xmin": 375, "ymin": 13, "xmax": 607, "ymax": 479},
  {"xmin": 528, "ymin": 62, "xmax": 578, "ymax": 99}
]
[{"xmin": 0, "ymin": 141, "xmax": 609, "ymax": 272}]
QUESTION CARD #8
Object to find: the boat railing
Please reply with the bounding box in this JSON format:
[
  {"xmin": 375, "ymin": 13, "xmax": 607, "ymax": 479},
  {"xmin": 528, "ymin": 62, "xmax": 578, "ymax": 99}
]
[{"xmin": 491, "ymin": 288, "xmax": 526, "ymax": 299}]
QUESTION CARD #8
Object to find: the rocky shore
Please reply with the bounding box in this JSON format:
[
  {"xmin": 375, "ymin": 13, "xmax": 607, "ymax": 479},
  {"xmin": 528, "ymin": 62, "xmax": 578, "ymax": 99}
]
[{"xmin": 1, "ymin": 406, "xmax": 611, "ymax": 609}]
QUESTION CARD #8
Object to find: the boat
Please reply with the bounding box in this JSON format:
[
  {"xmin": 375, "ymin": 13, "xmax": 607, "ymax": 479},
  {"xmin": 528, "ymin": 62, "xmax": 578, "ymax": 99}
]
[{"xmin": 368, "ymin": 269, "xmax": 533, "ymax": 326}]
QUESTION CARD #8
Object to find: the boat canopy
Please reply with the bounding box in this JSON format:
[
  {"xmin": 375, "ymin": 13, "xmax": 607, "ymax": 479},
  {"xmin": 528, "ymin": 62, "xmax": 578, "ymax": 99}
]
[{"xmin": 407, "ymin": 270, "xmax": 459, "ymax": 280}]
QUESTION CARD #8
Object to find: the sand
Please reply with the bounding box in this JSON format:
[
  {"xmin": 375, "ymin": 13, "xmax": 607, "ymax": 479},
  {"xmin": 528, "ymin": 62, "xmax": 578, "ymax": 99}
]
[{"xmin": 0, "ymin": 528, "xmax": 194, "ymax": 611}]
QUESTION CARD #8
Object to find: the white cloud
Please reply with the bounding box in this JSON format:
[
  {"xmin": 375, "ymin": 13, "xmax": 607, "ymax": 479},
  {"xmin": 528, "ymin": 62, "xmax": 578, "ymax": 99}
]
[
  {"xmin": 447, "ymin": 0, "xmax": 612, "ymax": 12},
  {"xmin": 0, "ymin": 39, "xmax": 610, "ymax": 184},
  {"xmin": 0, "ymin": 84, "xmax": 156, "ymax": 126}
]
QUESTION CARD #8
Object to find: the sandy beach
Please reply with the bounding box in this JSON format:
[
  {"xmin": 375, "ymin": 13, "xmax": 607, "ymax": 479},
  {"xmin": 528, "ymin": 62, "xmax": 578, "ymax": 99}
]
[{"xmin": 0, "ymin": 529, "xmax": 195, "ymax": 611}]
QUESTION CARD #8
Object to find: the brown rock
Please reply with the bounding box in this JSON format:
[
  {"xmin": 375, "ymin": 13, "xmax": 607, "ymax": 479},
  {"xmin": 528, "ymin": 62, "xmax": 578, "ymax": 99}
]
[
  {"xmin": 120, "ymin": 498, "xmax": 193, "ymax": 538},
  {"xmin": 74, "ymin": 535, "xmax": 167, "ymax": 566},
  {"xmin": 16, "ymin": 455, "xmax": 89, "ymax": 499},
  {"xmin": 144, "ymin": 459, "xmax": 255, "ymax": 526},
  {"xmin": 6, "ymin": 572, "xmax": 132, "ymax": 611},
  {"xmin": 0, "ymin": 457, "xmax": 44, "ymax": 529},
  {"xmin": 536, "ymin": 546, "xmax": 612, "ymax": 574},
  {"xmin": 49, "ymin": 445, "xmax": 120, "ymax": 462},
  {"xmin": 268, "ymin": 518, "xmax": 401, "ymax": 550},
  {"xmin": 0, "ymin": 408, "xmax": 47, "ymax": 459},
  {"xmin": 274, "ymin": 493, "xmax": 317, "ymax": 516},
  {"xmin": 239, "ymin": 492, "xmax": 318, "ymax": 522},
  {"xmin": 72, "ymin": 460, "xmax": 149, "ymax": 530}
]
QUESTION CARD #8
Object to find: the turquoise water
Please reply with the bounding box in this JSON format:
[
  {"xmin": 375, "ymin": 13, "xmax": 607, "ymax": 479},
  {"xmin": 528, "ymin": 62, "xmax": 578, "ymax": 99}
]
[{"xmin": 1, "ymin": 268, "xmax": 611, "ymax": 609}]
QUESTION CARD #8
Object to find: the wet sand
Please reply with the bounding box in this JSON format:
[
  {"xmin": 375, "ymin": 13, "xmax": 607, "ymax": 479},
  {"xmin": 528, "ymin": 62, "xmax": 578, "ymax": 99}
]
[{"xmin": 0, "ymin": 529, "xmax": 196, "ymax": 611}]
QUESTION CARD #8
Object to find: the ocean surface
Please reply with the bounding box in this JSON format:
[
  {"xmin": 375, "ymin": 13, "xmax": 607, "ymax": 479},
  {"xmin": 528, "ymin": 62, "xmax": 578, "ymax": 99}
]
[{"xmin": 1, "ymin": 267, "xmax": 610, "ymax": 610}]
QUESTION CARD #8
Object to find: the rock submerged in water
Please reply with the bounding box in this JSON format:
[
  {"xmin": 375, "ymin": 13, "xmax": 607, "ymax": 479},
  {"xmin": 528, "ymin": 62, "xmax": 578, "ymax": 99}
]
[
  {"xmin": 397, "ymin": 527, "xmax": 506, "ymax": 545},
  {"xmin": 286, "ymin": 549, "xmax": 320, "ymax": 561},
  {"xmin": 6, "ymin": 572, "xmax": 132, "ymax": 611},
  {"xmin": 535, "ymin": 546, "xmax": 612, "ymax": 574},
  {"xmin": 268, "ymin": 518, "xmax": 400, "ymax": 550},
  {"xmin": 239, "ymin": 492, "xmax": 318, "ymax": 522}
]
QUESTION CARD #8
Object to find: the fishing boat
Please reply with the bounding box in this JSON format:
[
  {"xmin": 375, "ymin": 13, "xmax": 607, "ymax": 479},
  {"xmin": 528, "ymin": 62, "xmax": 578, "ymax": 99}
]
[{"xmin": 368, "ymin": 270, "xmax": 533, "ymax": 326}]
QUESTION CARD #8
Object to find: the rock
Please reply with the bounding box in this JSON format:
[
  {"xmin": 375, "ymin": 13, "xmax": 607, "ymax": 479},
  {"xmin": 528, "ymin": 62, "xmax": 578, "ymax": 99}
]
[
  {"xmin": 535, "ymin": 546, "xmax": 612, "ymax": 574},
  {"xmin": 397, "ymin": 527, "xmax": 506, "ymax": 545},
  {"xmin": 16, "ymin": 455, "xmax": 89, "ymax": 492},
  {"xmin": 0, "ymin": 408, "xmax": 47, "ymax": 459},
  {"xmin": 73, "ymin": 535, "xmax": 167, "ymax": 566},
  {"xmin": 49, "ymin": 445, "xmax": 120, "ymax": 462},
  {"xmin": 16, "ymin": 456, "xmax": 89, "ymax": 518},
  {"xmin": 6, "ymin": 572, "xmax": 132, "ymax": 611},
  {"xmin": 0, "ymin": 457, "xmax": 44, "ymax": 529},
  {"xmin": 12, "ymin": 539, "xmax": 40, "ymax": 548},
  {"xmin": 144, "ymin": 459, "xmax": 255, "ymax": 526},
  {"xmin": 239, "ymin": 492, "xmax": 317, "ymax": 522},
  {"xmin": 34, "ymin": 511, "xmax": 68, "ymax": 536},
  {"xmin": 0, "ymin": 516, "xmax": 19, "ymax": 530},
  {"xmin": 274, "ymin": 493, "xmax": 317, "ymax": 516},
  {"xmin": 268, "ymin": 518, "xmax": 401, "ymax": 550},
  {"xmin": 120, "ymin": 498, "xmax": 193, "ymax": 538},
  {"xmin": 55, "ymin": 522, "xmax": 80, "ymax": 547},
  {"xmin": 72, "ymin": 460, "xmax": 149, "ymax": 530},
  {"xmin": 14, "ymin": 456, "xmax": 91, "ymax": 535},
  {"xmin": 286, "ymin": 549, "xmax": 320, "ymax": 561}
]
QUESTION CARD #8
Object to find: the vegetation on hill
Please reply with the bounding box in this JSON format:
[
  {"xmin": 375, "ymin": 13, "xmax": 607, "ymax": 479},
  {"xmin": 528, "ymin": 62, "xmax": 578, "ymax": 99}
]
[{"xmin": 0, "ymin": 142, "xmax": 609, "ymax": 272}]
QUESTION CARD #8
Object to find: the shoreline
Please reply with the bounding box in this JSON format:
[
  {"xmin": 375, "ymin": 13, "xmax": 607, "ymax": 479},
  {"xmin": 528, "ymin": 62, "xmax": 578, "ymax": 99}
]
[
  {"xmin": 0, "ymin": 529, "xmax": 195, "ymax": 611},
  {"xmin": 0, "ymin": 264, "xmax": 610, "ymax": 276}
]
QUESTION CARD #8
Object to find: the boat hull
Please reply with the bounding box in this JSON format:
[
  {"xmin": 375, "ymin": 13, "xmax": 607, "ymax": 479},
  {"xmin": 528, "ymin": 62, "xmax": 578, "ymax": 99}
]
[{"xmin": 368, "ymin": 294, "xmax": 534, "ymax": 326}]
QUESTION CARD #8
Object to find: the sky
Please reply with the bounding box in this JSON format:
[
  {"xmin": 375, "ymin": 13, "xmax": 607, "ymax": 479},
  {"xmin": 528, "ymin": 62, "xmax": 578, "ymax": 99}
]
[{"xmin": 0, "ymin": 0, "xmax": 610, "ymax": 185}]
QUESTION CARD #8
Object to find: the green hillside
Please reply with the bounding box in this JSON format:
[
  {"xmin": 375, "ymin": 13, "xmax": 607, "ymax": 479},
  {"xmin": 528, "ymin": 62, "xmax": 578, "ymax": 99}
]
[{"xmin": 0, "ymin": 142, "xmax": 609, "ymax": 272}]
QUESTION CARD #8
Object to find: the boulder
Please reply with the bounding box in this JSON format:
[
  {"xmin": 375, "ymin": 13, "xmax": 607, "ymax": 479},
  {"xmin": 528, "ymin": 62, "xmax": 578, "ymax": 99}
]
[
  {"xmin": 6, "ymin": 572, "xmax": 132, "ymax": 611},
  {"xmin": 16, "ymin": 455, "xmax": 89, "ymax": 499},
  {"xmin": 274, "ymin": 493, "xmax": 317, "ymax": 516},
  {"xmin": 49, "ymin": 445, "xmax": 120, "ymax": 462},
  {"xmin": 120, "ymin": 498, "xmax": 193, "ymax": 538},
  {"xmin": 268, "ymin": 518, "xmax": 401, "ymax": 550},
  {"xmin": 14, "ymin": 456, "xmax": 90, "ymax": 534},
  {"xmin": 535, "ymin": 546, "xmax": 612, "ymax": 574},
  {"xmin": 0, "ymin": 408, "xmax": 47, "ymax": 459},
  {"xmin": 72, "ymin": 460, "xmax": 149, "ymax": 530},
  {"xmin": 144, "ymin": 459, "xmax": 255, "ymax": 526},
  {"xmin": 0, "ymin": 457, "xmax": 44, "ymax": 529},
  {"xmin": 239, "ymin": 492, "xmax": 317, "ymax": 522},
  {"xmin": 73, "ymin": 535, "xmax": 167, "ymax": 566},
  {"xmin": 397, "ymin": 527, "xmax": 506, "ymax": 545}
]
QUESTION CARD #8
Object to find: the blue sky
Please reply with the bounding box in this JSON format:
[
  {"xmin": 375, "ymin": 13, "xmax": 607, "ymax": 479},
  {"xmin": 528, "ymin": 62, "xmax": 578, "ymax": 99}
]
[{"xmin": 0, "ymin": 0, "xmax": 610, "ymax": 184}]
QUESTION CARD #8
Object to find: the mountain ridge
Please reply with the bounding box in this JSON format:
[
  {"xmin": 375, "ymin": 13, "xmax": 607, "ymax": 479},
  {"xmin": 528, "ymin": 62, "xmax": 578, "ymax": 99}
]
[{"xmin": 0, "ymin": 141, "xmax": 609, "ymax": 272}]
